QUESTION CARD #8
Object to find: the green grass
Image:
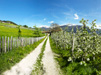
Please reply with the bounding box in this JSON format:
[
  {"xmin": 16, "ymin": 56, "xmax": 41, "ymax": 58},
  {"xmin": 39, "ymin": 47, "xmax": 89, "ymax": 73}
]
[
  {"xmin": 0, "ymin": 22, "xmax": 44, "ymax": 37},
  {"xmin": 0, "ymin": 37, "xmax": 45, "ymax": 74},
  {"xmin": 31, "ymin": 38, "xmax": 47, "ymax": 75}
]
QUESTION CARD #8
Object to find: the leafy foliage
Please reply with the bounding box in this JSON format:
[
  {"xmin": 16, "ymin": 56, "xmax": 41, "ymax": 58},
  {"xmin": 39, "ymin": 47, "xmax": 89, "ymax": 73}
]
[
  {"xmin": 33, "ymin": 26, "xmax": 42, "ymax": 37},
  {"xmin": 50, "ymin": 23, "xmax": 62, "ymax": 33},
  {"xmin": 17, "ymin": 25, "xmax": 22, "ymax": 38},
  {"xmin": 23, "ymin": 25, "xmax": 28, "ymax": 28},
  {"xmin": 50, "ymin": 18, "xmax": 101, "ymax": 75}
]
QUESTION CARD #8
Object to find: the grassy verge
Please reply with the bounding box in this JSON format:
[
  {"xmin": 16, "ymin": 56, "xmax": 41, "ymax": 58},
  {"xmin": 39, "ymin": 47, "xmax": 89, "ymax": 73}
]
[
  {"xmin": 0, "ymin": 37, "xmax": 45, "ymax": 74},
  {"xmin": 31, "ymin": 38, "xmax": 48, "ymax": 75}
]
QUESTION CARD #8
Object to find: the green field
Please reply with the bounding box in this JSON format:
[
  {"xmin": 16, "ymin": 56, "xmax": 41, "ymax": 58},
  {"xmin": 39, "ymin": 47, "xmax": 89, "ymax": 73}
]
[{"xmin": 0, "ymin": 22, "xmax": 44, "ymax": 37}]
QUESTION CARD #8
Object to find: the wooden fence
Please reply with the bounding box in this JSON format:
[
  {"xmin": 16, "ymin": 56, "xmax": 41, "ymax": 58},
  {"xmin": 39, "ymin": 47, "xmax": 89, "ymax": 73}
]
[{"xmin": 0, "ymin": 36, "xmax": 45, "ymax": 53}]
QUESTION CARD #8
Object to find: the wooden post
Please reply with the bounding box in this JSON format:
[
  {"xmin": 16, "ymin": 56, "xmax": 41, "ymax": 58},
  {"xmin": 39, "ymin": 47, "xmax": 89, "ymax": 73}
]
[
  {"xmin": 35, "ymin": 38, "xmax": 36, "ymax": 42},
  {"xmin": 13, "ymin": 38, "xmax": 14, "ymax": 49},
  {"xmin": 10, "ymin": 36, "xmax": 12, "ymax": 50},
  {"xmin": 17, "ymin": 38, "xmax": 19, "ymax": 48},
  {"xmin": 4, "ymin": 36, "xmax": 7, "ymax": 53},
  {"xmin": 15, "ymin": 39, "xmax": 16, "ymax": 48},
  {"xmin": 29, "ymin": 39, "xmax": 30, "ymax": 45},
  {"xmin": 0, "ymin": 37, "xmax": 1, "ymax": 53},
  {"xmin": 27, "ymin": 39, "xmax": 28, "ymax": 45},
  {"xmin": 21, "ymin": 38, "xmax": 23, "ymax": 47},
  {"xmin": 33, "ymin": 38, "xmax": 34, "ymax": 44},
  {"xmin": 8, "ymin": 37, "xmax": 9, "ymax": 51},
  {"xmin": 34, "ymin": 38, "xmax": 35, "ymax": 42},
  {"xmin": 32, "ymin": 38, "xmax": 33, "ymax": 44},
  {"xmin": 23, "ymin": 39, "xmax": 25, "ymax": 46},
  {"xmin": 14, "ymin": 39, "xmax": 16, "ymax": 48},
  {"xmin": 30, "ymin": 38, "xmax": 32, "ymax": 44},
  {"xmin": 2, "ymin": 36, "xmax": 4, "ymax": 52}
]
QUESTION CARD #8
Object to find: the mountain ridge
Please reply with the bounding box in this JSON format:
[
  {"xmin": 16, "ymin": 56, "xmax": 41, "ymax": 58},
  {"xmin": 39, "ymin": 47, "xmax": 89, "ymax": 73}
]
[{"xmin": 41, "ymin": 25, "xmax": 101, "ymax": 34}]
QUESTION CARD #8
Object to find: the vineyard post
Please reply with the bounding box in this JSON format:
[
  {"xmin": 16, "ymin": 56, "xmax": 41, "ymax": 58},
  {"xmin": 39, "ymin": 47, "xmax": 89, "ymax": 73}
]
[
  {"xmin": 24, "ymin": 39, "xmax": 26, "ymax": 46},
  {"xmin": 15, "ymin": 39, "xmax": 17, "ymax": 48},
  {"xmin": 4, "ymin": 36, "xmax": 7, "ymax": 53},
  {"xmin": 0, "ymin": 37, "xmax": 1, "ymax": 52},
  {"xmin": 30, "ymin": 38, "xmax": 31, "ymax": 44},
  {"xmin": 71, "ymin": 34, "xmax": 75, "ymax": 62},
  {"xmin": 31, "ymin": 38, "xmax": 32, "ymax": 44},
  {"xmin": 32, "ymin": 38, "xmax": 33, "ymax": 44},
  {"xmin": 10, "ymin": 36, "xmax": 13, "ymax": 50},
  {"xmin": 63, "ymin": 31, "xmax": 66, "ymax": 50},
  {"xmin": 33, "ymin": 38, "xmax": 35, "ymax": 43},
  {"xmin": 2, "ymin": 36, "xmax": 4, "ymax": 52},
  {"xmin": 30, "ymin": 38, "xmax": 32, "ymax": 44},
  {"xmin": 20, "ymin": 38, "xmax": 21, "ymax": 46},
  {"xmin": 23, "ymin": 39, "xmax": 25, "ymax": 46},
  {"xmin": 16, "ymin": 38, "xmax": 17, "ymax": 48},
  {"xmin": 8, "ymin": 37, "xmax": 9, "ymax": 51},
  {"xmin": 21, "ymin": 38, "xmax": 23, "ymax": 47},
  {"xmin": 14, "ymin": 39, "xmax": 16, "ymax": 48},
  {"xmin": 38, "ymin": 37, "xmax": 39, "ymax": 41},
  {"xmin": 13, "ymin": 38, "xmax": 14, "ymax": 49},
  {"xmin": 29, "ymin": 38, "xmax": 30, "ymax": 45},
  {"xmin": 37, "ymin": 37, "xmax": 38, "ymax": 42},
  {"xmin": 17, "ymin": 38, "xmax": 19, "ymax": 48}
]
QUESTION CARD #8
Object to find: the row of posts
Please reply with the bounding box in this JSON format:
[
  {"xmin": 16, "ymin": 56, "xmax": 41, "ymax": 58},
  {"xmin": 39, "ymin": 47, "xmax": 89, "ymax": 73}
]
[{"xmin": 0, "ymin": 36, "xmax": 44, "ymax": 53}]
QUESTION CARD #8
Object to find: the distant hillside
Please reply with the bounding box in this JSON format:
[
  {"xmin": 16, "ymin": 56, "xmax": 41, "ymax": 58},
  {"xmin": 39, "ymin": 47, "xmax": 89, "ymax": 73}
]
[
  {"xmin": 40, "ymin": 25, "xmax": 101, "ymax": 34},
  {"xmin": 0, "ymin": 21, "xmax": 42, "ymax": 37},
  {"xmin": 0, "ymin": 20, "xmax": 17, "ymax": 25}
]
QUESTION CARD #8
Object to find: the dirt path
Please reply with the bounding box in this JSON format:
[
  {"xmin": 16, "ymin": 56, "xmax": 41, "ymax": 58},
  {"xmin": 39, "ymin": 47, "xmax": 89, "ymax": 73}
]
[
  {"xmin": 42, "ymin": 37, "xmax": 61, "ymax": 75},
  {"xmin": 3, "ymin": 39, "xmax": 46, "ymax": 75}
]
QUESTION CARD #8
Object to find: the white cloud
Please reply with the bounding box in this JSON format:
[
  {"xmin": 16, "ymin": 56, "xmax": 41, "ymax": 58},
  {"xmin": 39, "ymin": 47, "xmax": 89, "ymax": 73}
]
[
  {"xmin": 39, "ymin": 25, "xmax": 49, "ymax": 28},
  {"xmin": 48, "ymin": 21, "xmax": 54, "ymax": 23},
  {"xmin": 95, "ymin": 25, "xmax": 101, "ymax": 29},
  {"xmin": 43, "ymin": 18, "xmax": 46, "ymax": 21},
  {"xmin": 60, "ymin": 23, "xmax": 77, "ymax": 26},
  {"xmin": 63, "ymin": 12, "xmax": 71, "ymax": 16},
  {"xmin": 74, "ymin": 14, "xmax": 79, "ymax": 19},
  {"xmin": 63, "ymin": 12, "xmax": 75, "ymax": 20}
]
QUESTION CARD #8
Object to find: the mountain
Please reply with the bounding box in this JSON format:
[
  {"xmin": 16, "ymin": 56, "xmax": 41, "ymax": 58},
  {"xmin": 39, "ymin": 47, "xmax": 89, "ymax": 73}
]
[
  {"xmin": 60, "ymin": 25, "xmax": 82, "ymax": 32},
  {"xmin": 41, "ymin": 27, "xmax": 50, "ymax": 31},
  {"xmin": 41, "ymin": 25, "xmax": 82, "ymax": 32},
  {"xmin": 40, "ymin": 25, "xmax": 101, "ymax": 34}
]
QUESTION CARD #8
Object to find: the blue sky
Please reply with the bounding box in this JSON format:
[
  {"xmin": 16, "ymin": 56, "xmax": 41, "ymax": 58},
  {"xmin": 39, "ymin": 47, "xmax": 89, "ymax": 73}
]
[{"xmin": 0, "ymin": 0, "xmax": 101, "ymax": 28}]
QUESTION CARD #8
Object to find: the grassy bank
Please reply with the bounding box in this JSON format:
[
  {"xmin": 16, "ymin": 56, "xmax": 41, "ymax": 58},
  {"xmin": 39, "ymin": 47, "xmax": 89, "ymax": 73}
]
[
  {"xmin": 0, "ymin": 22, "xmax": 44, "ymax": 37},
  {"xmin": 0, "ymin": 37, "xmax": 45, "ymax": 74},
  {"xmin": 31, "ymin": 38, "xmax": 48, "ymax": 75}
]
